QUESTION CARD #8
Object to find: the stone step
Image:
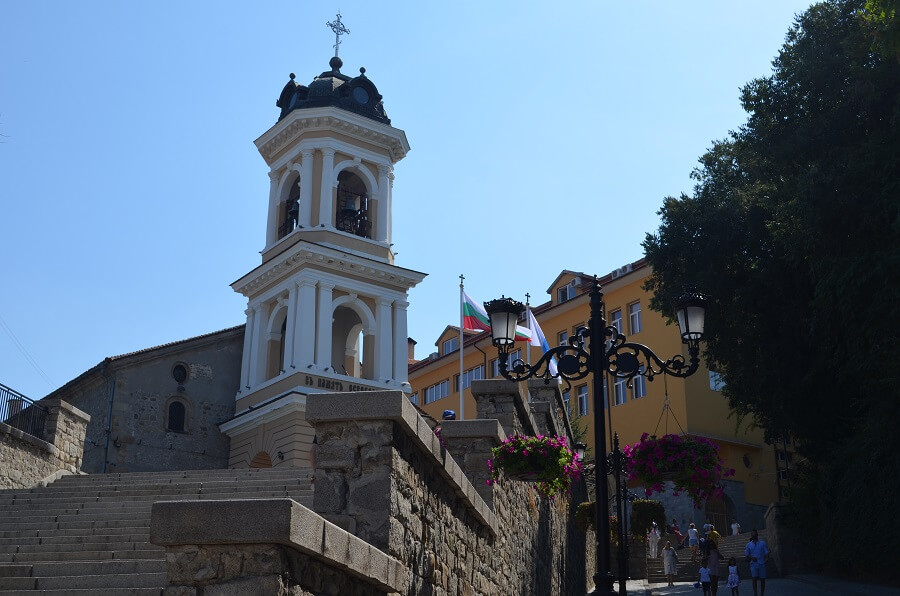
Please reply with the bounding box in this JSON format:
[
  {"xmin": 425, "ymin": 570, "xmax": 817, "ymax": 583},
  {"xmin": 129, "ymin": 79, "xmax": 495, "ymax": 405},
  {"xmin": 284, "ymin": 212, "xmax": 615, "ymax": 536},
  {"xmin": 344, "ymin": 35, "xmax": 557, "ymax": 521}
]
[
  {"xmin": 1, "ymin": 489, "xmax": 313, "ymax": 509},
  {"xmin": 2, "ymin": 549, "xmax": 162, "ymax": 563},
  {"xmin": 1, "ymin": 485, "xmax": 313, "ymax": 503},
  {"xmin": 52, "ymin": 468, "xmax": 308, "ymax": 481},
  {"xmin": 0, "ymin": 533, "xmax": 149, "ymax": 547},
  {"xmin": 0, "ymin": 526, "xmax": 148, "ymax": 539},
  {"xmin": 0, "ymin": 588, "xmax": 162, "ymax": 595},
  {"xmin": 27, "ymin": 558, "xmax": 162, "ymax": 577},
  {"xmin": 25, "ymin": 571, "xmax": 166, "ymax": 590},
  {"xmin": 5, "ymin": 482, "xmax": 310, "ymax": 499},
  {"xmin": 0, "ymin": 565, "xmax": 31, "ymax": 578}
]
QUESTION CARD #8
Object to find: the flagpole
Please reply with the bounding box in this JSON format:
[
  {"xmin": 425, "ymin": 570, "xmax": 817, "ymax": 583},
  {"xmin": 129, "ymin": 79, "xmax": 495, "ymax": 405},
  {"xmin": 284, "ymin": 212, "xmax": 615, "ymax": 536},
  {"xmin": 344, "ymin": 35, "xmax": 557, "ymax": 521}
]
[
  {"xmin": 525, "ymin": 293, "xmax": 532, "ymax": 366},
  {"xmin": 459, "ymin": 274, "xmax": 465, "ymax": 420}
]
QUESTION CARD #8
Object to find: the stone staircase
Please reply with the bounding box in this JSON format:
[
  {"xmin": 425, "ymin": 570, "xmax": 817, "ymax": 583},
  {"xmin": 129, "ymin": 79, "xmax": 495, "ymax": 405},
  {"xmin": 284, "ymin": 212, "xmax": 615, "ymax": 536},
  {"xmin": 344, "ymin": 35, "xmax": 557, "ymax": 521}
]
[
  {"xmin": 0, "ymin": 468, "xmax": 313, "ymax": 595},
  {"xmin": 646, "ymin": 530, "xmax": 772, "ymax": 584}
]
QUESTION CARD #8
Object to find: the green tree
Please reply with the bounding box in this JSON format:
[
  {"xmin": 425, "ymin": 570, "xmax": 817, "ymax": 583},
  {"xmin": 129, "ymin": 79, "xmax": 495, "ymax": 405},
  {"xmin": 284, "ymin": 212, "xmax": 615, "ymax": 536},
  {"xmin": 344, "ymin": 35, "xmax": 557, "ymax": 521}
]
[{"xmin": 643, "ymin": 0, "xmax": 899, "ymax": 577}]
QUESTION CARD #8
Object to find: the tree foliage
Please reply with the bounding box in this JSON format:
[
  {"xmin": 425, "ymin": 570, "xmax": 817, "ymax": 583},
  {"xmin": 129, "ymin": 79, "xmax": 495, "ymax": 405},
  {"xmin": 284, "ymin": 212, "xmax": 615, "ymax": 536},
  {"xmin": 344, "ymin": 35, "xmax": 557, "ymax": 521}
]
[{"xmin": 643, "ymin": 0, "xmax": 899, "ymax": 577}]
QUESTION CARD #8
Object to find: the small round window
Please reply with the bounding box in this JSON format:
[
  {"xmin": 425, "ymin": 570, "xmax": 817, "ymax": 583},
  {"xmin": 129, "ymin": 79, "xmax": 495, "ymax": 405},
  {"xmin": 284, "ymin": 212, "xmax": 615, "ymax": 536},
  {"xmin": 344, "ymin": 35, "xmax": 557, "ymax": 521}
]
[{"xmin": 172, "ymin": 364, "xmax": 188, "ymax": 384}]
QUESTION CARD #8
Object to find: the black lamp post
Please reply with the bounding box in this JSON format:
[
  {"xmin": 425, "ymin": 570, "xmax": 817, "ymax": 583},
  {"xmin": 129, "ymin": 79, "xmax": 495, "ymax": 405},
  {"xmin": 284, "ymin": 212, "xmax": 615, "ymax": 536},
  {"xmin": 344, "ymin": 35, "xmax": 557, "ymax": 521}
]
[{"xmin": 484, "ymin": 278, "xmax": 706, "ymax": 595}]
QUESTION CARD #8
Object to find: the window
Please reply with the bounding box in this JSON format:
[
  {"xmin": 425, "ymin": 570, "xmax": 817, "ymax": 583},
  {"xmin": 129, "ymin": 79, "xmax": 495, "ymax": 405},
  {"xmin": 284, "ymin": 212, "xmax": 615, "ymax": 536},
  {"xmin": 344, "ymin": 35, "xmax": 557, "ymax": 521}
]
[
  {"xmin": 610, "ymin": 310, "xmax": 623, "ymax": 334},
  {"xmin": 778, "ymin": 469, "xmax": 791, "ymax": 481},
  {"xmin": 563, "ymin": 390, "xmax": 571, "ymax": 415},
  {"xmin": 409, "ymin": 393, "xmax": 418, "ymax": 405},
  {"xmin": 167, "ymin": 401, "xmax": 186, "ymax": 432},
  {"xmin": 424, "ymin": 380, "xmax": 450, "ymax": 404},
  {"xmin": 461, "ymin": 365, "xmax": 484, "ymax": 389},
  {"xmin": 558, "ymin": 330, "xmax": 569, "ymax": 346},
  {"xmin": 632, "ymin": 366, "xmax": 646, "ymax": 398},
  {"xmin": 613, "ymin": 376, "xmax": 627, "ymax": 406},
  {"xmin": 777, "ymin": 451, "xmax": 794, "ymax": 465},
  {"xmin": 442, "ymin": 337, "xmax": 458, "ymax": 356},
  {"xmin": 557, "ymin": 280, "xmax": 577, "ymax": 303},
  {"xmin": 709, "ymin": 371, "xmax": 725, "ymax": 391},
  {"xmin": 628, "ymin": 302, "xmax": 642, "ymax": 334},
  {"xmin": 172, "ymin": 363, "xmax": 188, "ymax": 384},
  {"xmin": 577, "ymin": 385, "xmax": 589, "ymax": 416},
  {"xmin": 491, "ymin": 350, "xmax": 520, "ymax": 376}
]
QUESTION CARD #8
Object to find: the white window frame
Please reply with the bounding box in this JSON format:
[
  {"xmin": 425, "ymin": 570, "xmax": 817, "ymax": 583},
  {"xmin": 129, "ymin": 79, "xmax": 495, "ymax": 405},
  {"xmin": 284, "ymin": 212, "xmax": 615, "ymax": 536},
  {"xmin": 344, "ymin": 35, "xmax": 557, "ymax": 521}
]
[
  {"xmin": 577, "ymin": 385, "xmax": 588, "ymax": 416},
  {"xmin": 610, "ymin": 309, "xmax": 623, "ymax": 334},
  {"xmin": 424, "ymin": 380, "xmax": 450, "ymax": 404},
  {"xmin": 628, "ymin": 302, "xmax": 642, "ymax": 334},
  {"xmin": 558, "ymin": 330, "xmax": 569, "ymax": 346},
  {"xmin": 613, "ymin": 376, "xmax": 627, "ymax": 406},
  {"xmin": 409, "ymin": 393, "xmax": 418, "ymax": 405},
  {"xmin": 709, "ymin": 370, "xmax": 725, "ymax": 391},
  {"xmin": 632, "ymin": 366, "xmax": 646, "ymax": 399},
  {"xmin": 557, "ymin": 280, "xmax": 577, "ymax": 304},
  {"xmin": 442, "ymin": 337, "xmax": 458, "ymax": 356},
  {"xmin": 461, "ymin": 364, "xmax": 484, "ymax": 390}
]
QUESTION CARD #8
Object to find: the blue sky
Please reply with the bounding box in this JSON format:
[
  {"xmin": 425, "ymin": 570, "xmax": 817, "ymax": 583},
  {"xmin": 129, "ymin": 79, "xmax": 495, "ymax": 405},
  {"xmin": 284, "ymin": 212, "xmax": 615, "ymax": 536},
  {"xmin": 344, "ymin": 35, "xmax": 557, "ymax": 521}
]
[{"xmin": 1, "ymin": 1, "xmax": 814, "ymax": 399}]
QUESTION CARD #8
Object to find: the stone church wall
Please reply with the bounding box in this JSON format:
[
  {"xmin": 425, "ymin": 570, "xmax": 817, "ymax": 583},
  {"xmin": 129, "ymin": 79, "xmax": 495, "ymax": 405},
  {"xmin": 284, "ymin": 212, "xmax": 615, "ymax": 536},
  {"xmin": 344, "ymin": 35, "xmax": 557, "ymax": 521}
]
[{"xmin": 47, "ymin": 327, "xmax": 243, "ymax": 474}]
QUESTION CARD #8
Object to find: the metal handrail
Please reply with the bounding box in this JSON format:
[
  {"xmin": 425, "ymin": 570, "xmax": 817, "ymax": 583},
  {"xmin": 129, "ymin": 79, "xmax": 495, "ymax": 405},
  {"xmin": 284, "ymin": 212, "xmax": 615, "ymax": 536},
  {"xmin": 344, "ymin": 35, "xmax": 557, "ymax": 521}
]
[{"xmin": 0, "ymin": 383, "xmax": 48, "ymax": 440}]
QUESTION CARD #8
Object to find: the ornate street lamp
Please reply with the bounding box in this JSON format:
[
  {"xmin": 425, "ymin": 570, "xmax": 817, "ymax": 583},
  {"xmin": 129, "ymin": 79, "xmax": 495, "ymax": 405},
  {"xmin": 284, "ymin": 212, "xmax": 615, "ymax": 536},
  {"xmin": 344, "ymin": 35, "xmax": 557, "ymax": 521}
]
[{"xmin": 485, "ymin": 277, "xmax": 705, "ymax": 595}]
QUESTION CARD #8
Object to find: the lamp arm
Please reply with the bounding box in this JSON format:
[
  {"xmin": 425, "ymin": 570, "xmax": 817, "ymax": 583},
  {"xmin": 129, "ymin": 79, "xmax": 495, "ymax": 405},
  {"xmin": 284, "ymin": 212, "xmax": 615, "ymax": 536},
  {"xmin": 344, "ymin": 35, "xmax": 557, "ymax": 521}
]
[
  {"xmin": 498, "ymin": 344, "xmax": 591, "ymax": 383},
  {"xmin": 606, "ymin": 339, "xmax": 701, "ymax": 380}
]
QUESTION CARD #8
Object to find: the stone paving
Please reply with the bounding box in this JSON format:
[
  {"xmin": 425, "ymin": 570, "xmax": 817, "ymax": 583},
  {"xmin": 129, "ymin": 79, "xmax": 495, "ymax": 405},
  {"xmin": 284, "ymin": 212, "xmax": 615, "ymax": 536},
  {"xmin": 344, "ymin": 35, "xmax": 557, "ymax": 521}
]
[{"xmin": 643, "ymin": 574, "xmax": 900, "ymax": 595}]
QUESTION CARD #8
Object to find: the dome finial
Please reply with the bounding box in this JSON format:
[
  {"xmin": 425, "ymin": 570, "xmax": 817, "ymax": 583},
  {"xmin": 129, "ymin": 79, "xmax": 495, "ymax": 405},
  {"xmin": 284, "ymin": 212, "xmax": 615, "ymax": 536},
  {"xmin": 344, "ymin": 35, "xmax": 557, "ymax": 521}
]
[
  {"xmin": 359, "ymin": 67, "xmax": 366, "ymax": 75},
  {"xmin": 289, "ymin": 73, "xmax": 295, "ymax": 80},
  {"xmin": 329, "ymin": 56, "xmax": 343, "ymax": 72}
]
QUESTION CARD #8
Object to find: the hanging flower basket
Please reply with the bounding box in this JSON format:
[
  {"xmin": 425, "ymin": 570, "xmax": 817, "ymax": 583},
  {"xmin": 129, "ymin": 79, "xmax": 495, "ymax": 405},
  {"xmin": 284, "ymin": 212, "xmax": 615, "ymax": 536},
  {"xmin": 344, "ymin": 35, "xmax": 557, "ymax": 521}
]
[
  {"xmin": 487, "ymin": 434, "xmax": 582, "ymax": 500},
  {"xmin": 622, "ymin": 433, "xmax": 735, "ymax": 508}
]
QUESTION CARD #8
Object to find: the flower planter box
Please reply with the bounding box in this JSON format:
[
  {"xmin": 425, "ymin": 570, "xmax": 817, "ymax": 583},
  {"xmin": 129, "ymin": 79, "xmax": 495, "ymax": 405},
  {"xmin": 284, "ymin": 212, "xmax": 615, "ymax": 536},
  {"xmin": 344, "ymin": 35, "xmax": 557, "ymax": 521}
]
[{"xmin": 487, "ymin": 434, "xmax": 582, "ymax": 499}]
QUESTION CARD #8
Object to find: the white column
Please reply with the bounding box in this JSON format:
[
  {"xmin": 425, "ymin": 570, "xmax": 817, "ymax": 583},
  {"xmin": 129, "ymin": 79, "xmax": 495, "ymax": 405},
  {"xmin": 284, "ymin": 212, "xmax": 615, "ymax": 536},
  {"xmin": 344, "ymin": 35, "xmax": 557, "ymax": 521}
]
[
  {"xmin": 265, "ymin": 171, "xmax": 281, "ymax": 245},
  {"xmin": 298, "ymin": 149, "xmax": 314, "ymax": 228},
  {"xmin": 239, "ymin": 306, "xmax": 255, "ymax": 391},
  {"xmin": 392, "ymin": 299, "xmax": 409, "ymax": 384},
  {"xmin": 297, "ymin": 279, "xmax": 317, "ymax": 367},
  {"xmin": 386, "ymin": 170, "xmax": 395, "ymax": 244},
  {"xmin": 374, "ymin": 297, "xmax": 393, "ymax": 382},
  {"xmin": 319, "ymin": 148, "xmax": 335, "ymax": 228},
  {"xmin": 315, "ymin": 282, "xmax": 334, "ymax": 370},
  {"xmin": 284, "ymin": 288, "xmax": 299, "ymax": 371},
  {"xmin": 375, "ymin": 164, "xmax": 391, "ymax": 242},
  {"xmin": 248, "ymin": 305, "xmax": 266, "ymax": 386}
]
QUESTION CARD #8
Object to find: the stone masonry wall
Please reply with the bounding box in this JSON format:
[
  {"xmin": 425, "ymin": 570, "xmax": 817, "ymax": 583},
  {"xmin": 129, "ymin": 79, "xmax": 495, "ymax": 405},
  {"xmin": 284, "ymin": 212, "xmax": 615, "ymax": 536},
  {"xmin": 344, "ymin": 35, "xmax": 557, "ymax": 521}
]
[
  {"xmin": 307, "ymin": 388, "xmax": 592, "ymax": 596},
  {"xmin": 0, "ymin": 398, "xmax": 91, "ymax": 489}
]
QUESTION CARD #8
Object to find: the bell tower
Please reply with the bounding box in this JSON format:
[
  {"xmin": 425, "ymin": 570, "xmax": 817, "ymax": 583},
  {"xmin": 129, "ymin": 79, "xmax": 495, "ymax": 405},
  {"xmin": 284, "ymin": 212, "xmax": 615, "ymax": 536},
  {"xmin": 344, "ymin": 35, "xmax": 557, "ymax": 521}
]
[{"xmin": 222, "ymin": 52, "xmax": 426, "ymax": 467}]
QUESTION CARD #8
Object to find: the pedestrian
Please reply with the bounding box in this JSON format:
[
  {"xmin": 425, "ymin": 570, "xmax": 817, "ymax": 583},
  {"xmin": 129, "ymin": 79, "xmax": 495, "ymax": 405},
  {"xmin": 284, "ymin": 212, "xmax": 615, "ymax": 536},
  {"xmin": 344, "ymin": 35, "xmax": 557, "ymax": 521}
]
[
  {"xmin": 433, "ymin": 410, "xmax": 456, "ymax": 445},
  {"xmin": 688, "ymin": 522, "xmax": 700, "ymax": 562},
  {"xmin": 744, "ymin": 529, "xmax": 770, "ymax": 596},
  {"xmin": 671, "ymin": 518, "xmax": 685, "ymax": 548},
  {"xmin": 726, "ymin": 556, "xmax": 740, "ymax": 595},
  {"xmin": 708, "ymin": 541, "xmax": 722, "ymax": 595},
  {"xmin": 731, "ymin": 518, "xmax": 742, "ymax": 536},
  {"xmin": 708, "ymin": 524, "xmax": 722, "ymax": 549},
  {"xmin": 662, "ymin": 541, "xmax": 678, "ymax": 587},
  {"xmin": 648, "ymin": 521, "xmax": 661, "ymax": 558},
  {"xmin": 698, "ymin": 558, "xmax": 712, "ymax": 596}
]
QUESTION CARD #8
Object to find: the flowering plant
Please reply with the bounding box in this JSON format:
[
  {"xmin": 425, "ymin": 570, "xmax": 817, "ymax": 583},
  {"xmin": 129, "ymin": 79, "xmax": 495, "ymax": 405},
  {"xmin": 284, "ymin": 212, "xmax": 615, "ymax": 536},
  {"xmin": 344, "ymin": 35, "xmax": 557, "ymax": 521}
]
[
  {"xmin": 623, "ymin": 433, "xmax": 735, "ymax": 507},
  {"xmin": 487, "ymin": 434, "xmax": 582, "ymax": 499}
]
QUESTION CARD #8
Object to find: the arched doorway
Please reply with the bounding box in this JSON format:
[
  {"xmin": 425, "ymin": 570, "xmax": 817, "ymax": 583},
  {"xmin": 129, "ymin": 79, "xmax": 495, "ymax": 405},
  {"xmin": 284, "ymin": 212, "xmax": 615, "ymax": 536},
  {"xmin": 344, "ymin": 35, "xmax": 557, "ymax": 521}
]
[{"xmin": 249, "ymin": 451, "xmax": 273, "ymax": 468}]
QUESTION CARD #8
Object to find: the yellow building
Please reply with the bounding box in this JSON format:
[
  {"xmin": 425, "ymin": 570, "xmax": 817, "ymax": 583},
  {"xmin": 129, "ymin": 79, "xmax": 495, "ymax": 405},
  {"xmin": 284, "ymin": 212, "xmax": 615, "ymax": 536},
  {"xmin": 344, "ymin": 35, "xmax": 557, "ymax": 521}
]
[{"xmin": 408, "ymin": 259, "xmax": 781, "ymax": 531}]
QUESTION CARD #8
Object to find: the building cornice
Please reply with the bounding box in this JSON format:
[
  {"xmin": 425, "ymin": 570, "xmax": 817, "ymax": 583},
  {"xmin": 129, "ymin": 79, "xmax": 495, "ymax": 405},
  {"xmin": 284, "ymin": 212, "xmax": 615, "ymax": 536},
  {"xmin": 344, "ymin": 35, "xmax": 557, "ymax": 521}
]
[
  {"xmin": 231, "ymin": 240, "xmax": 426, "ymax": 297},
  {"xmin": 254, "ymin": 107, "xmax": 410, "ymax": 165}
]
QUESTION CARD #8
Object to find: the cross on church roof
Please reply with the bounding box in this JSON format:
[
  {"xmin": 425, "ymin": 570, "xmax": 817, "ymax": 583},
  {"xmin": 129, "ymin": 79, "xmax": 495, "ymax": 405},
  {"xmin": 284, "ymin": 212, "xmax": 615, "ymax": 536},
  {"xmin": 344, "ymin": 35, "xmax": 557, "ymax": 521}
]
[{"xmin": 326, "ymin": 12, "xmax": 350, "ymax": 57}]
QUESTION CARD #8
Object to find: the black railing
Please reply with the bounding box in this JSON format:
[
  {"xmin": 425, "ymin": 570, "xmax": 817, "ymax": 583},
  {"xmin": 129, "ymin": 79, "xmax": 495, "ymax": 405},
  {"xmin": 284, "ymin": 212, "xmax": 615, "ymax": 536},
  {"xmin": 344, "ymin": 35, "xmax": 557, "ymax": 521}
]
[
  {"xmin": 336, "ymin": 189, "xmax": 372, "ymax": 238},
  {"xmin": 0, "ymin": 383, "xmax": 48, "ymax": 441}
]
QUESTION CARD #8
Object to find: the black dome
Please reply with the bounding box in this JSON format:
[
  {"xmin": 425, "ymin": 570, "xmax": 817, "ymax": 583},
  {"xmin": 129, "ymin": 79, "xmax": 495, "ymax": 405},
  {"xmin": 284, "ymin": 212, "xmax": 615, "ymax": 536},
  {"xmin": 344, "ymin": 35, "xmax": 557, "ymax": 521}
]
[{"xmin": 275, "ymin": 58, "xmax": 390, "ymax": 125}]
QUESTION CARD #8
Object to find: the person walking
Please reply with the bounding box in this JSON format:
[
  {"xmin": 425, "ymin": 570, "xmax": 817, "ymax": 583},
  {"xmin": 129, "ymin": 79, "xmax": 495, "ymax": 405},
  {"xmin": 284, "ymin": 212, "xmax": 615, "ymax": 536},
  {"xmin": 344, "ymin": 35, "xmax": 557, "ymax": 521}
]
[
  {"xmin": 688, "ymin": 522, "xmax": 700, "ymax": 562},
  {"xmin": 731, "ymin": 518, "xmax": 742, "ymax": 536},
  {"xmin": 671, "ymin": 519, "xmax": 685, "ymax": 548},
  {"xmin": 662, "ymin": 541, "xmax": 678, "ymax": 587},
  {"xmin": 726, "ymin": 556, "xmax": 740, "ymax": 595},
  {"xmin": 648, "ymin": 521, "xmax": 661, "ymax": 558},
  {"xmin": 698, "ymin": 559, "xmax": 712, "ymax": 596},
  {"xmin": 708, "ymin": 541, "xmax": 722, "ymax": 595},
  {"xmin": 744, "ymin": 529, "xmax": 770, "ymax": 596}
]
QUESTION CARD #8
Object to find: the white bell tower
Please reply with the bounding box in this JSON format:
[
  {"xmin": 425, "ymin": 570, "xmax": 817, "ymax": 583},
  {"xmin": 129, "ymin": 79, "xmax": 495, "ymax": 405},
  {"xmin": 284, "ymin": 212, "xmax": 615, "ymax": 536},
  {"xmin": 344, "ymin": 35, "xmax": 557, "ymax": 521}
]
[{"xmin": 228, "ymin": 54, "xmax": 426, "ymax": 418}]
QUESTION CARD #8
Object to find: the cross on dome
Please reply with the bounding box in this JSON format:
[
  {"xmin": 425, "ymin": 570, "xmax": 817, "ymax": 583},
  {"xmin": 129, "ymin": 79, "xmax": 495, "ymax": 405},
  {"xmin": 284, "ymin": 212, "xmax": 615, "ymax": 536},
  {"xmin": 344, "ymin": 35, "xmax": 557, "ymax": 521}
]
[{"xmin": 326, "ymin": 12, "xmax": 350, "ymax": 57}]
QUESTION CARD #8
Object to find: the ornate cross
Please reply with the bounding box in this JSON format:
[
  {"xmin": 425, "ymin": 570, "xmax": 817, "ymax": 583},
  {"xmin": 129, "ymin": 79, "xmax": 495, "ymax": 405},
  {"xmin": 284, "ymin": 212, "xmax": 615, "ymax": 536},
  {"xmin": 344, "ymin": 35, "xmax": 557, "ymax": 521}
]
[{"xmin": 326, "ymin": 12, "xmax": 350, "ymax": 57}]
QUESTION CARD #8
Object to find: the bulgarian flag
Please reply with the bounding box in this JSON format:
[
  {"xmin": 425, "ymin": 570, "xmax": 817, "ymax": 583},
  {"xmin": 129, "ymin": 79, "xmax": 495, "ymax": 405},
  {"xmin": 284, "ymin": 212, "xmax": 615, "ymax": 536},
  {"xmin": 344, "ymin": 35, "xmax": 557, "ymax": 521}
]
[{"xmin": 461, "ymin": 291, "xmax": 532, "ymax": 341}]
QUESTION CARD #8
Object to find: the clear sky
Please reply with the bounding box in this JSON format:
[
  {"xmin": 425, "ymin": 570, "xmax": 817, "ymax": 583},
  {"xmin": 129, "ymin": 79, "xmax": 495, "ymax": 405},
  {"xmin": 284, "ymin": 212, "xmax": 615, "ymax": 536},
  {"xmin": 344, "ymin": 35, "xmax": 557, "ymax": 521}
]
[{"xmin": 1, "ymin": 1, "xmax": 815, "ymax": 399}]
